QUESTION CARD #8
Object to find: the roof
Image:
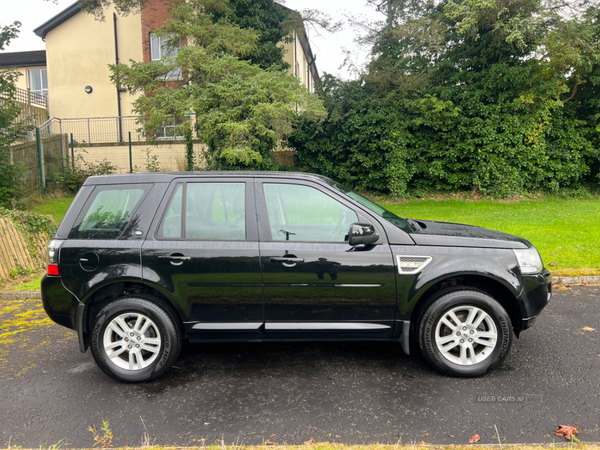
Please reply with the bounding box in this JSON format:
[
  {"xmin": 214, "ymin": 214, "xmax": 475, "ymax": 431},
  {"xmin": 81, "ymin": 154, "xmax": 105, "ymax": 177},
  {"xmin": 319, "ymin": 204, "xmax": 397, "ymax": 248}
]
[
  {"xmin": 34, "ymin": 1, "xmax": 82, "ymax": 40},
  {"xmin": 0, "ymin": 50, "xmax": 46, "ymax": 68},
  {"xmin": 84, "ymin": 171, "xmax": 335, "ymax": 185}
]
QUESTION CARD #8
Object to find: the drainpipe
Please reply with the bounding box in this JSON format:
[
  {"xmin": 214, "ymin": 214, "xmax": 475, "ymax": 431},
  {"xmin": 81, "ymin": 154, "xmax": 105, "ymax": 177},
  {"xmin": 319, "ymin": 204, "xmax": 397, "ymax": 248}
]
[{"xmin": 113, "ymin": 12, "xmax": 123, "ymax": 142}]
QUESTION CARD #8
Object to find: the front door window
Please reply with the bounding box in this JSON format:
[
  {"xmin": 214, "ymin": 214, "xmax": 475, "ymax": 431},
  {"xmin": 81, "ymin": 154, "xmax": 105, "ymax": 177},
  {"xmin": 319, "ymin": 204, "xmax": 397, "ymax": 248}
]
[{"xmin": 263, "ymin": 183, "xmax": 357, "ymax": 242}]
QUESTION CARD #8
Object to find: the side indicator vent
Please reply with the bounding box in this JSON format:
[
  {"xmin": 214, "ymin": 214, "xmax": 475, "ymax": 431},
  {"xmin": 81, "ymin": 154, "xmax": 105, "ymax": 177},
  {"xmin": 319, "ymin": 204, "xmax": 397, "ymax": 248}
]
[{"xmin": 396, "ymin": 255, "xmax": 432, "ymax": 274}]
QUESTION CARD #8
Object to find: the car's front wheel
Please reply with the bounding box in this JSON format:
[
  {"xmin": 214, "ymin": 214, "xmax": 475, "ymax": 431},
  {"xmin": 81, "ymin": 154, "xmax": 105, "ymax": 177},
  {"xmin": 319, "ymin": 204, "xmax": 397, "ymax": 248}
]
[
  {"xmin": 418, "ymin": 289, "xmax": 513, "ymax": 377},
  {"xmin": 90, "ymin": 297, "xmax": 182, "ymax": 382}
]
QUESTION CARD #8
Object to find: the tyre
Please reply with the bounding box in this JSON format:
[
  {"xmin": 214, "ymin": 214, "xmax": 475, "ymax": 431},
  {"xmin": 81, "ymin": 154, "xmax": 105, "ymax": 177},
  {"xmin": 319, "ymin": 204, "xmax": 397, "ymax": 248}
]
[
  {"xmin": 90, "ymin": 297, "xmax": 182, "ymax": 382},
  {"xmin": 418, "ymin": 289, "xmax": 512, "ymax": 377}
]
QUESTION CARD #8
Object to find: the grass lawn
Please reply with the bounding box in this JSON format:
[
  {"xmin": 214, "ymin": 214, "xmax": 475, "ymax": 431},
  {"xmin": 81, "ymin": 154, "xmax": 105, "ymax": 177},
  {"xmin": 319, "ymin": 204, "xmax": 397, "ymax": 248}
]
[
  {"xmin": 384, "ymin": 198, "xmax": 600, "ymax": 275},
  {"xmin": 21, "ymin": 195, "xmax": 600, "ymax": 275},
  {"xmin": 31, "ymin": 195, "xmax": 74, "ymax": 224}
]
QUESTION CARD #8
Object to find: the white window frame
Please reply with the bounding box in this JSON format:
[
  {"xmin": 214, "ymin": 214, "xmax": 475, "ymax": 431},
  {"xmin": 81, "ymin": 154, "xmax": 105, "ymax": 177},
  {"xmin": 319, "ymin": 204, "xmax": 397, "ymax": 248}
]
[
  {"xmin": 28, "ymin": 69, "xmax": 48, "ymax": 99},
  {"xmin": 150, "ymin": 32, "xmax": 182, "ymax": 80}
]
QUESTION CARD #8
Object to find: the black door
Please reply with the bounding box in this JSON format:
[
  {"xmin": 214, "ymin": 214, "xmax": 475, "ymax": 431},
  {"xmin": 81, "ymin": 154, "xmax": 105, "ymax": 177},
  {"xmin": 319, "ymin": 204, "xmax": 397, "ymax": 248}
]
[
  {"xmin": 60, "ymin": 183, "xmax": 155, "ymax": 301},
  {"xmin": 255, "ymin": 179, "xmax": 397, "ymax": 340},
  {"xmin": 142, "ymin": 178, "xmax": 263, "ymax": 339}
]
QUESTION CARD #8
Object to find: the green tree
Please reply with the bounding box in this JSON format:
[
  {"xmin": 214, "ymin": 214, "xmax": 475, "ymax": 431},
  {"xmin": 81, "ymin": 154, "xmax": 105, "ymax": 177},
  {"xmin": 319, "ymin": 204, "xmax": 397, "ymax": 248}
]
[
  {"xmin": 111, "ymin": 0, "xmax": 325, "ymax": 169},
  {"xmin": 291, "ymin": 0, "xmax": 600, "ymax": 196},
  {"xmin": 0, "ymin": 22, "xmax": 27, "ymax": 206},
  {"xmin": 212, "ymin": 0, "xmax": 292, "ymax": 71}
]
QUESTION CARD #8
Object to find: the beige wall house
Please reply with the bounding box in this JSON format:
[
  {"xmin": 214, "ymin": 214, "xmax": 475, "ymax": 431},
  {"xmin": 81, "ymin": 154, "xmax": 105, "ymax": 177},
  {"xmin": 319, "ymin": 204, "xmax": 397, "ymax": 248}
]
[
  {"xmin": 2, "ymin": 0, "xmax": 319, "ymax": 171},
  {"xmin": 0, "ymin": 50, "xmax": 48, "ymax": 96},
  {"xmin": 29, "ymin": 0, "xmax": 319, "ymax": 121},
  {"xmin": 0, "ymin": 51, "xmax": 49, "ymax": 129}
]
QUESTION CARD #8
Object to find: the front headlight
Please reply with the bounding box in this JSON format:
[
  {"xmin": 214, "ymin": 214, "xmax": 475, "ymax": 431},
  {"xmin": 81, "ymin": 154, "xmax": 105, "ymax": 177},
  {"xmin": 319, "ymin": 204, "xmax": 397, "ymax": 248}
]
[{"xmin": 513, "ymin": 248, "xmax": 544, "ymax": 275}]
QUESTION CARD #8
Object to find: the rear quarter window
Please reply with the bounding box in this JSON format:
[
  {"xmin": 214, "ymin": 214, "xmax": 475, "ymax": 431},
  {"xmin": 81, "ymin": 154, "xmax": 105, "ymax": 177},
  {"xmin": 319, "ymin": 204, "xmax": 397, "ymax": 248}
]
[{"xmin": 68, "ymin": 184, "xmax": 151, "ymax": 239}]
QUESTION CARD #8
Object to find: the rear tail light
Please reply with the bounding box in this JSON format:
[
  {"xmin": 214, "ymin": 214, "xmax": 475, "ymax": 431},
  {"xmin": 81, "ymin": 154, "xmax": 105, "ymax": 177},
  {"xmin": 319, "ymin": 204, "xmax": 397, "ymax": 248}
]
[
  {"xmin": 48, "ymin": 264, "xmax": 60, "ymax": 276},
  {"xmin": 47, "ymin": 239, "xmax": 64, "ymax": 276}
]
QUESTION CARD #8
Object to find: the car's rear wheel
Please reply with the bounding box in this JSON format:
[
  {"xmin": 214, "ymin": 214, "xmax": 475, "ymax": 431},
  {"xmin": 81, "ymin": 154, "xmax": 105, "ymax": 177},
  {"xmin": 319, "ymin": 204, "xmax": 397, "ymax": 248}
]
[
  {"xmin": 418, "ymin": 289, "xmax": 512, "ymax": 377},
  {"xmin": 90, "ymin": 297, "xmax": 182, "ymax": 382}
]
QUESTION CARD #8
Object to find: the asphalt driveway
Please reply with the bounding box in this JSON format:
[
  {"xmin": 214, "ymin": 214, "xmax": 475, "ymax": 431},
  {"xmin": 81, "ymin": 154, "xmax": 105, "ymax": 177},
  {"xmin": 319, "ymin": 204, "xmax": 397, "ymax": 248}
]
[{"xmin": 0, "ymin": 285, "xmax": 599, "ymax": 448}]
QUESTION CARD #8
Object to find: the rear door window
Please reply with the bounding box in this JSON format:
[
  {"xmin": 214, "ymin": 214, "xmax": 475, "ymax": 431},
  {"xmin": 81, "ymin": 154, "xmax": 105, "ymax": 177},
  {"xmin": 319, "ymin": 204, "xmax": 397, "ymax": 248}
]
[
  {"xmin": 69, "ymin": 184, "xmax": 151, "ymax": 239},
  {"xmin": 157, "ymin": 182, "xmax": 247, "ymax": 240}
]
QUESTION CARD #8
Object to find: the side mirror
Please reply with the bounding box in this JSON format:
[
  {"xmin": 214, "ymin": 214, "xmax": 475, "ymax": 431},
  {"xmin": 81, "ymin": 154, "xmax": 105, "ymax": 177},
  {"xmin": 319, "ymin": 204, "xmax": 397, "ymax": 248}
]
[{"xmin": 348, "ymin": 223, "xmax": 379, "ymax": 246}]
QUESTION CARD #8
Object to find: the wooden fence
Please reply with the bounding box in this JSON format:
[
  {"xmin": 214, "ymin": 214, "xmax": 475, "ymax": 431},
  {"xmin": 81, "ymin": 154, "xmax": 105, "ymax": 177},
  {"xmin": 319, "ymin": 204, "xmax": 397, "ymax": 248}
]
[{"xmin": 0, "ymin": 217, "xmax": 49, "ymax": 280}]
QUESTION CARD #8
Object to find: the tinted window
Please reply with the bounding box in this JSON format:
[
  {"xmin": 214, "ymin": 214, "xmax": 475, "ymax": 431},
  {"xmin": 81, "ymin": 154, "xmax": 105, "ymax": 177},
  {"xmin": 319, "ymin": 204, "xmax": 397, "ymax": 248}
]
[
  {"xmin": 158, "ymin": 184, "xmax": 183, "ymax": 239},
  {"xmin": 69, "ymin": 185, "xmax": 150, "ymax": 239},
  {"xmin": 158, "ymin": 182, "xmax": 246, "ymax": 240},
  {"xmin": 263, "ymin": 183, "xmax": 357, "ymax": 242}
]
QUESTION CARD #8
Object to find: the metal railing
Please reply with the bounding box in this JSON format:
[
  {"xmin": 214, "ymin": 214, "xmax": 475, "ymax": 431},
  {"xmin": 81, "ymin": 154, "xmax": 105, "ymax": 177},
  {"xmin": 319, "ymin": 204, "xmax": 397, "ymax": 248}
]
[
  {"xmin": 39, "ymin": 116, "xmax": 143, "ymax": 144},
  {"xmin": 0, "ymin": 87, "xmax": 48, "ymax": 109},
  {"xmin": 38, "ymin": 115, "xmax": 196, "ymax": 144}
]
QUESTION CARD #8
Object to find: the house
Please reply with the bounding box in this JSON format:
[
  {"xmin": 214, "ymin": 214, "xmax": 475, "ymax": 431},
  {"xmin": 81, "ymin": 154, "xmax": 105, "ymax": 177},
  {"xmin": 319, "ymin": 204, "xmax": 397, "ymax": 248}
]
[
  {"xmin": 0, "ymin": 51, "xmax": 49, "ymax": 132},
  {"xmin": 0, "ymin": 50, "xmax": 47, "ymax": 98},
  {"xmin": 29, "ymin": 0, "xmax": 319, "ymax": 120},
  {"xmin": 1, "ymin": 0, "xmax": 319, "ymax": 171}
]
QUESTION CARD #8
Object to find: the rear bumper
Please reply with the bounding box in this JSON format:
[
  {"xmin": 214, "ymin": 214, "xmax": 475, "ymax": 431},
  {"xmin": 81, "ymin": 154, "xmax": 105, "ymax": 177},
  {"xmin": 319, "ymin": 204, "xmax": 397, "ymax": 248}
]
[
  {"xmin": 42, "ymin": 275, "xmax": 89, "ymax": 352},
  {"xmin": 41, "ymin": 274, "xmax": 77, "ymax": 330},
  {"xmin": 517, "ymin": 269, "xmax": 552, "ymax": 330}
]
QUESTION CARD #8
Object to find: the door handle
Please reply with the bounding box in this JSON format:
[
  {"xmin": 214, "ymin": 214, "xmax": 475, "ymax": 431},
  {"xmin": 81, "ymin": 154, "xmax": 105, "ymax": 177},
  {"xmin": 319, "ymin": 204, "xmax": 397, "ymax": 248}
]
[
  {"xmin": 159, "ymin": 254, "xmax": 191, "ymax": 265},
  {"xmin": 270, "ymin": 257, "xmax": 304, "ymax": 263},
  {"xmin": 159, "ymin": 255, "xmax": 191, "ymax": 261}
]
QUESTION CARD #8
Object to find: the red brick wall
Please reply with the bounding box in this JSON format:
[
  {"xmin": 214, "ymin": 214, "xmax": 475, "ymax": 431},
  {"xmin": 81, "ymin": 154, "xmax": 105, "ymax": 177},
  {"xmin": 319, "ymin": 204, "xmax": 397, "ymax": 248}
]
[{"xmin": 141, "ymin": 0, "xmax": 173, "ymax": 64}]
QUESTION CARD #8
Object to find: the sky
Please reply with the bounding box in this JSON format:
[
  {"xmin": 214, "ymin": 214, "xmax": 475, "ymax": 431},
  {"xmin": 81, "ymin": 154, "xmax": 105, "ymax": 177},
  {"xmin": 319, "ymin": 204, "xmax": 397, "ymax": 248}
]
[{"xmin": 0, "ymin": 0, "xmax": 382, "ymax": 79}]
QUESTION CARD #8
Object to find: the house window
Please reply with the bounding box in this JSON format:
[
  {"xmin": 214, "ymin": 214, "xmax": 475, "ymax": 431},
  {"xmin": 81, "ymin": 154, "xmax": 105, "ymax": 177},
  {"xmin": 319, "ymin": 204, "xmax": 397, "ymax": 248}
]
[
  {"xmin": 150, "ymin": 33, "xmax": 182, "ymax": 80},
  {"xmin": 157, "ymin": 117, "xmax": 185, "ymax": 139},
  {"xmin": 28, "ymin": 69, "xmax": 48, "ymax": 99}
]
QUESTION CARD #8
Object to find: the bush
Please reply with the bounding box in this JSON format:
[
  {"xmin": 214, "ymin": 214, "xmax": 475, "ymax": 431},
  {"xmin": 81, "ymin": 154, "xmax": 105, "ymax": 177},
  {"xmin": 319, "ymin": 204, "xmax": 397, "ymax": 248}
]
[
  {"xmin": 54, "ymin": 150, "xmax": 118, "ymax": 193},
  {"xmin": 290, "ymin": 68, "xmax": 599, "ymax": 198}
]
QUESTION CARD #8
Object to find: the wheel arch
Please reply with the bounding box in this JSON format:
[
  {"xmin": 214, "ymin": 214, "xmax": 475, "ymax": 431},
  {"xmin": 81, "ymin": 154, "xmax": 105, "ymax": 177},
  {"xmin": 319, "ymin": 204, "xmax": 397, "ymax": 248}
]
[
  {"xmin": 408, "ymin": 273, "xmax": 524, "ymax": 341},
  {"xmin": 79, "ymin": 281, "xmax": 186, "ymax": 352}
]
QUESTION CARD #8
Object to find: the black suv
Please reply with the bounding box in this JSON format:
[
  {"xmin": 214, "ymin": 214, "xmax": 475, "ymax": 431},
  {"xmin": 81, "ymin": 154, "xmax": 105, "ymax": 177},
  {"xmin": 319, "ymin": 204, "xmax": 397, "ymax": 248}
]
[{"xmin": 42, "ymin": 172, "xmax": 551, "ymax": 382}]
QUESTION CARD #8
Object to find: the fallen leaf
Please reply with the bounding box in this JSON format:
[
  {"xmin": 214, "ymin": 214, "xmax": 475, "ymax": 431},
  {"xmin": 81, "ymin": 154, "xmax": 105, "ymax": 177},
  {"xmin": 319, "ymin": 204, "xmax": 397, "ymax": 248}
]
[
  {"xmin": 582, "ymin": 326, "xmax": 596, "ymax": 332},
  {"xmin": 416, "ymin": 441, "xmax": 427, "ymax": 445},
  {"xmin": 423, "ymin": 433, "xmax": 431, "ymax": 436},
  {"xmin": 556, "ymin": 425, "xmax": 578, "ymax": 440},
  {"xmin": 304, "ymin": 439, "xmax": 316, "ymax": 445},
  {"xmin": 264, "ymin": 440, "xmax": 278, "ymax": 446},
  {"xmin": 469, "ymin": 434, "xmax": 481, "ymax": 444},
  {"xmin": 549, "ymin": 262, "xmax": 558, "ymax": 267}
]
